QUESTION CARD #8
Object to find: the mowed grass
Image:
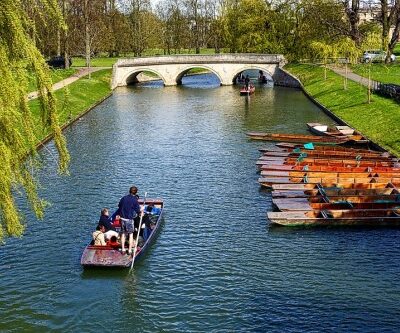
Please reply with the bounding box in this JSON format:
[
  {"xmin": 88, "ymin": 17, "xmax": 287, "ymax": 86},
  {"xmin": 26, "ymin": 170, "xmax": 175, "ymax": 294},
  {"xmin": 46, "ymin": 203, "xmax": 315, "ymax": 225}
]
[
  {"xmin": 351, "ymin": 63, "xmax": 400, "ymax": 85},
  {"xmin": 285, "ymin": 63, "xmax": 400, "ymax": 155},
  {"xmin": 29, "ymin": 69, "xmax": 112, "ymax": 141},
  {"xmin": 28, "ymin": 68, "xmax": 77, "ymax": 92}
]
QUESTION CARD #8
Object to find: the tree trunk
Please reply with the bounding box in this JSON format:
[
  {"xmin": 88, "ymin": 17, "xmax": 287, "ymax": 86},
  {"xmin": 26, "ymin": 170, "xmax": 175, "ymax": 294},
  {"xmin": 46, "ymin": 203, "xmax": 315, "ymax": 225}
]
[{"xmin": 84, "ymin": 0, "xmax": 91, "ymax": 79}]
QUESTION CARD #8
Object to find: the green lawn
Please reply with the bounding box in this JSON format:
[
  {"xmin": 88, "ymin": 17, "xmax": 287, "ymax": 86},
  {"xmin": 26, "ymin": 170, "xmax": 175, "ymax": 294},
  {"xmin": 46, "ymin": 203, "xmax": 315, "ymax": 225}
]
[
  {"xmin": 29, "ymin": 69, "xmax": 112, "ymax": 141},
  {"xmin": 285, "ymin": 63, "xmax": 400, "ymax": 155},
  {"xmin": 351, "ymin": 63, "xmax": 400, "ymax": 85},
  {"xmin": 28, "ymin": 68, "xmax": 77, "ymax": 93}
]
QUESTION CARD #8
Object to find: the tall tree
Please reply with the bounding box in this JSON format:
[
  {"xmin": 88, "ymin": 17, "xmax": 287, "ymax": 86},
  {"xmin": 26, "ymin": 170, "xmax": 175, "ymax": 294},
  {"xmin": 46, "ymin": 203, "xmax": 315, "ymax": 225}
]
[{"xmin": 0, "ymin": 0, "xmax": 70, "ymax": 240}]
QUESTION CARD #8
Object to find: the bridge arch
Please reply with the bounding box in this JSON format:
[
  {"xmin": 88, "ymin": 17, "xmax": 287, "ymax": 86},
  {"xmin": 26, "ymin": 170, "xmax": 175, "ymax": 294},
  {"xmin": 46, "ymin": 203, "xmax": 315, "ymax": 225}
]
[
  {"xmin": 232, "ymin": 66, "xmax": 274, "ymax": 84},
  {"xmin": 175, "ymin": 65, "xmax": 223, "ymax": 85},
  {"xmin": 122, "ymin": 68, "xmax": 166, "ymax": 86}
]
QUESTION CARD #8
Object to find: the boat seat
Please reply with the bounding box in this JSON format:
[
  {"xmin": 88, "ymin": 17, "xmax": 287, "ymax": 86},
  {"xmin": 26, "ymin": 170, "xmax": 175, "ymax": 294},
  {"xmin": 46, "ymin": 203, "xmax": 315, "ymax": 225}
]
[
  {"xmin": 333, "ymin": 200, "xmax": 353, "ymax": 208},
  {"xmin": 320, "ymin": 210, "xmax": 334, "ymax": 219}
]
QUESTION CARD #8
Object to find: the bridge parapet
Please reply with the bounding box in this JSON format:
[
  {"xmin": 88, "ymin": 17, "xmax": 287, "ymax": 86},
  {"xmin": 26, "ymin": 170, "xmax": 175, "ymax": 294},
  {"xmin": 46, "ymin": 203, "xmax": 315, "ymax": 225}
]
[{"xmin": 116, "ymin": 54, "xmax": 286, "ymax": 67}]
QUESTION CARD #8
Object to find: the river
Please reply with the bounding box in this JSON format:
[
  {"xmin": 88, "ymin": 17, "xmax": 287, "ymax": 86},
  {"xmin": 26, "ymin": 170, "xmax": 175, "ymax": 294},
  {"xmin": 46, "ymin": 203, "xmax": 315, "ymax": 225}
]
[{"xmin": 1, "ymin": 74, "xmax": 400, "ymax": 332}]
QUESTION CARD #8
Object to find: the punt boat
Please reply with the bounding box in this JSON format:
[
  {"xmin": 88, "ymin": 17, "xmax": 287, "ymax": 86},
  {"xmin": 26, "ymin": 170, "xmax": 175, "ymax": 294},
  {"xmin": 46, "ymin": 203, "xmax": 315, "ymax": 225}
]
[
  {"xmin": 81, "ymin": 198, "xmax": 164, "ymax": 268},
  {"xmin": 261, "ymin": 150, "xmax": 390, "ymax": 159},
  {"xmin": 267, "ymin": 209, "xmax": 400, "ymax": 227},
  {"xmin": 274, "ymin": 142, "xmax": 382, "ymax": 152},
  {"xmin": 258, "ymin": 176, "xmax": 400, "ymax": 188},
  {"xmin": 246, "ymin": 132, "xmax": 350, "ymax": 144},
  {"xmin": 261, "ymin": 144, "xmax": 386, "ymax": 155},
  {"xmin": 307, "ymin": 122, "xmax": 369, "ymax": 144},
  {"xmin": 257, "ymin": 157, "xmax": 397, "ymax": 167},
  {"xmin": 272, "ymin": 195, "xmax": 400, "ymax": 211},
  {"xmin": 240, "ymin": 85, "xmax": 255, "ymax": 95},
  {"xmin": 260, "ymin": 170, "xmax": 400, "ymax": 178},
  {"xmin": 259, "ymin": 164, "xmax": 400, "ymax": 173},
  {"xmin": 272, "ymin": 186, "xmax": 400, "ymax": 198},
  {"xmin": 270, "ymin": 182, "xmax": 397, "ymax": 191}
]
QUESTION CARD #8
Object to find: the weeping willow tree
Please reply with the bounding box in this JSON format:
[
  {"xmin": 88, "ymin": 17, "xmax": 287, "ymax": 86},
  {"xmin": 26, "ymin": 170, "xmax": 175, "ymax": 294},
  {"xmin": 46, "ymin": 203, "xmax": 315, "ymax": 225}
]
[{"xmin": 0, "ymin": 0, "xmax": 70, "ymax": 241}]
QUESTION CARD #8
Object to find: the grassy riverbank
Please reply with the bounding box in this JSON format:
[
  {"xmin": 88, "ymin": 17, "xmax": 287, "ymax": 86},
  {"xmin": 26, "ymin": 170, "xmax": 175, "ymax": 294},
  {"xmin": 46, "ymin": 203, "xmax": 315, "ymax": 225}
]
[
  {"xmin": 285, "ymin": 63, "xmax": 400, "ymax": 155},
  {"xmin": 351, "ymin": 63, "xmax": 400, "ymax": 85},
  {"xmin": 28, "ymin": 68, "xmax": 77, "ymax": 93},
  {"xmin": 29, "ymin": 69, "xmax": 112, "ymax": 141}
]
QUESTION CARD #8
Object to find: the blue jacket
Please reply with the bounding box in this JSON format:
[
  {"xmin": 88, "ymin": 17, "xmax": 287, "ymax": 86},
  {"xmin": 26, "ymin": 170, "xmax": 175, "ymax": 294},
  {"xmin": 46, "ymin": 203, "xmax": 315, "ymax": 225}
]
[
  {"xmin": 98, "ymin": 214, "xmax": 115, "ymax": 231},
  {"xmin": 118, "ymin": 194, "xmax": 141, "ymax": 219}
]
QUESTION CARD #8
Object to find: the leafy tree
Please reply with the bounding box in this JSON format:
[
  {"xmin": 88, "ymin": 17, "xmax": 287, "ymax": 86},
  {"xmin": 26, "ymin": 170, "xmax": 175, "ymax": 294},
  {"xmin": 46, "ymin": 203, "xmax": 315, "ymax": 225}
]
[{"xmin": 0, "ymin": 0, "xmax": 70, "ymax": 240}]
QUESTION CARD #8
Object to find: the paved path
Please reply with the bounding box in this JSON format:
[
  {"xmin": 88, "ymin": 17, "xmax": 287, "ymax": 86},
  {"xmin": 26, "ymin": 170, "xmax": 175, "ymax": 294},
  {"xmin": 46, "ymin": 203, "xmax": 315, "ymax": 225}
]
[
  {"xmin": 28, "ymin": 67, "xmax": 109, "ymax": 100},
  {"xmin": 328, "ymin": 65, "xmax": 378, "ymax": 88}
]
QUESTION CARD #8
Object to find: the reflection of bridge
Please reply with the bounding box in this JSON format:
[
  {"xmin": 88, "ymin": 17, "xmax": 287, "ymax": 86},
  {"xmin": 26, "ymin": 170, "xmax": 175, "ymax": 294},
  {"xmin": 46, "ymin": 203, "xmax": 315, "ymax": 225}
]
[{"xmin": 112, "ymin": 54, "xmax": 299, "ymax": 88}]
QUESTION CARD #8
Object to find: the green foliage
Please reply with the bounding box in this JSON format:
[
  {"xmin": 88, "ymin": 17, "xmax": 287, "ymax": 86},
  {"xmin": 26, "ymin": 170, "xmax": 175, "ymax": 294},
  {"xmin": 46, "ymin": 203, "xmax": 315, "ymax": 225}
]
[
  {"xmin": 0, "ymin": 0, "xmax": 69, "ymax": 240},
  {"xmin": 286, "ymin": 63, "xmax": 400, "ymax": 154}
]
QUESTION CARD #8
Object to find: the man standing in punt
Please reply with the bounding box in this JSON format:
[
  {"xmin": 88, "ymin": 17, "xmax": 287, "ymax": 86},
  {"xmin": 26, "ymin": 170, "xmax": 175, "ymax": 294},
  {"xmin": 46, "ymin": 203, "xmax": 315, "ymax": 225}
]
[{"xmin": 117, "ymin": 186, "xmax": 142, "ymax": 255}]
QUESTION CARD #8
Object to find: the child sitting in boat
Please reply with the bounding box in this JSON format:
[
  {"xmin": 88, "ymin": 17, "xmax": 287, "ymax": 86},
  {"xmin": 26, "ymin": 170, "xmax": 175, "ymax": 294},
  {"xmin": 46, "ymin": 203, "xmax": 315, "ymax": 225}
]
[
  {"xmin": 106, "ymin": 235, "xmax": 120, "ymax": 248},
  {"xmin": 92, "ymin": 224, "xmax": 107, "ymax": 246}
]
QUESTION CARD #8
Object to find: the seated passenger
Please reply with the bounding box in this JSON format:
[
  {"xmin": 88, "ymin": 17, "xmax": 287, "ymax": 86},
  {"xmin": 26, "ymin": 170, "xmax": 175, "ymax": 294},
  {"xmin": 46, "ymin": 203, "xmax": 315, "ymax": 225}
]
[
  {"xmin": 98, "ymin": 208, "xmax": 119, "ymax": 240},
  {"xmin": 93, "ymin": 224, "xmax": 106, "ymax": 246},
  {"xmin": 106, "ymin": 235, "xmax": 120, "ymax": 248}
]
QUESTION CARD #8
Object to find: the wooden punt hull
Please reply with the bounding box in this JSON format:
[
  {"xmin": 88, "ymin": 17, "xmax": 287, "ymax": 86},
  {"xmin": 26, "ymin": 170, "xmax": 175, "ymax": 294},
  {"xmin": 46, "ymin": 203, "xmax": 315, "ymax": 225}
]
[
  {"xmin": 81, "ymin": 199, "xmax": 164, "ymax": 268},
  {"xmin": 258, "ymin": 154, "xmax": 395, "ymax": 162},
  {"xmin": 307, "ymin": 122, "xmax": 369, "ymax": 144},
  {"xmin": 271, "ymin": 182, "xmax": 397, "ymax": 191},
  {"xmin": 273, "ymin": 195, "xmax": 400, "ymax": 211},
  {"xmin": 240, "ymin": 86, "xmax": 255, "ymax": 95},
  {"xmin": 259, "ymin": 164, "xmax": 400, "ymax": 173},
  {"xmin": 274, "ymin": 142, "xmax": 384, "ymax": 153},
  {"xmin": 261, "ymin": 150, "xmax": 389, "ymax": 159},
  {"xmin": 267, "ymin": 209, "xmax": 400, "ymax": 227},
  {"xmin": 257, "ymin": 157, "xmax": 397, "ymax": 167},
  {"xmin": 259, "ymin": 176, "xmax": 400, "ymax": 188},
  {"xmin": 272, "ymin": 187, "xmax": 399, "ymax": 198},
  {"xmin": 260, "ymin": 170, "xmax": 400, "ymax": 178},
  {"xmin": 246, "ymin": 132, "xmax": 349, "ymax": 144},
  {"xmin": 260, "ymin": 145, "xmax": 383, "ymax": 154}
]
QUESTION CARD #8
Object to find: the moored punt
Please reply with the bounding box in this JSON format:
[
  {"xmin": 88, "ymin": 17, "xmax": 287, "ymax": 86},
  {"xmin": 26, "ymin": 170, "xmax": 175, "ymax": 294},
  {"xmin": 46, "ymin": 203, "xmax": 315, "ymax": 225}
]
[
  {"xmin": 272, "ymin": 187, "xmax": 399, "ymax": 198},
  {"xmin": 306, "ymin": 122, "xmax": 369, "ymax": 144},
  {"xmin": 257, "ymin": 157, "xmax": 397, "ymax": 167},
  {"xmin": 81, "ymin": 198, "xmax": 164, "ymax": 268},
  {"xmin": 240, "ymin": 85, "xmax": 255, "ymax": 95},
  {"xmin": 261, "ymin": 150, "xmax": 390, "ymax": 159},
  {"xmin": 273, "ymin": 195, "xmax": 400, "ymax": 211},
  {"xmin": 271, "ymin": 182, "xmax": 396, "ymax": 191},
  {"xmin": 258, "ymin": 153, "xmax": 395, "ymax": 162},
  {"xmin": 258, "ymin": 176, "xmax": 400, "ymax": 188},
  {"xmin": 259, "ymin": 164, "xmax": 400, "ymax": 173},
  {"xmin": 260, "ymin": 170, "xmax": 400, "ymax": 178},
  {"xmin": 267, "ymin": 209, "xmax": 400, "ymax": 227},
  {"xmin": 246, "ymin": 132, "xmax": 350, "ymax": 144},
  {"xmin": 261, "ymin": 144, "xmax": 385, "ymax": 155},
  {"xmin": 275, "ymin": 142, "xmax": 384, "ymax": 152}
]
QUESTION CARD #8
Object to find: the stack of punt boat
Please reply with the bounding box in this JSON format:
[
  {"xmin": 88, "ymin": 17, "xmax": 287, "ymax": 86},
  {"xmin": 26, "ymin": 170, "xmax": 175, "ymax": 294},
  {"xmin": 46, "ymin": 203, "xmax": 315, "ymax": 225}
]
[{"xmin": 254, "ymin": 141, "xmax": 400, "ymax": 227}]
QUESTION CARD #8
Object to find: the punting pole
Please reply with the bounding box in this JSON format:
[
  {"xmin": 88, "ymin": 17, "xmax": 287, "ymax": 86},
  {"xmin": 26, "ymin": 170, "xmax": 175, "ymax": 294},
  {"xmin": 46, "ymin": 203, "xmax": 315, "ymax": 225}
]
[{"xmin": 130, "ymin": 192, "xmax": 147, "ymax": 271}]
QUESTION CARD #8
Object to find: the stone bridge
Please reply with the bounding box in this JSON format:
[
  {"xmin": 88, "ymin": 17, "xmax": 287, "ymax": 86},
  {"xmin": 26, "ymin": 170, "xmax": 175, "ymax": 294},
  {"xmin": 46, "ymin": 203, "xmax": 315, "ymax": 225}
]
[{"xmin": 111, "ymin": 54, "xmax": 299, "ymax": 88}]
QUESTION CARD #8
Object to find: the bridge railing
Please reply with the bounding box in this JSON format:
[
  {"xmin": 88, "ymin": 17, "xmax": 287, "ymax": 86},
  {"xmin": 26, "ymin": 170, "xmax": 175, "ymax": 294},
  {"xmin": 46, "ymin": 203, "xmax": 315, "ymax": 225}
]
[{"xmin": 115, "ymin": 54, "xmax": 286, "ymax": 67}]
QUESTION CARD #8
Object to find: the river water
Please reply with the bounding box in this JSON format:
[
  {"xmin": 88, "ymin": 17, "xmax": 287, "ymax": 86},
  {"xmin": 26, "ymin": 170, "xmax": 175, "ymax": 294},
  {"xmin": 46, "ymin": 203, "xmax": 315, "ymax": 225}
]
[{"xmin": 1, "ymin": 74, "xmax": 400, "ymax": 332}]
